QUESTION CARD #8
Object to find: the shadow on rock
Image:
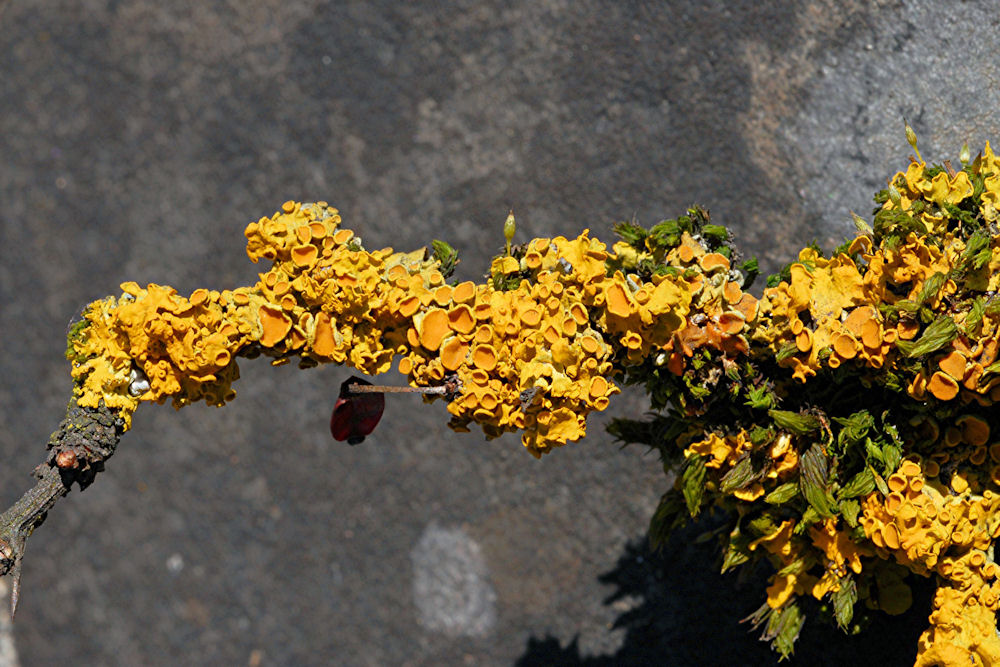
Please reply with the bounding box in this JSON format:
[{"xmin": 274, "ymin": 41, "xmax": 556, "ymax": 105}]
[{"xmin": 516, "ymin": 519, "xmax": 934, "ymax": 666}]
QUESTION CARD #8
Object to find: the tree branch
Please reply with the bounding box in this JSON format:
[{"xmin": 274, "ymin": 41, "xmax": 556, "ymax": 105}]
[{"xmin": 0, "ymin": 396, "xmax": 124, "ymax": 615}]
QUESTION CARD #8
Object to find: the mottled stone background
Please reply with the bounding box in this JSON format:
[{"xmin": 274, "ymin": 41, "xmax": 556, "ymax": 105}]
[{"xmin": 0, "ymin": 1, "xmax": 997, "ymax": 665}]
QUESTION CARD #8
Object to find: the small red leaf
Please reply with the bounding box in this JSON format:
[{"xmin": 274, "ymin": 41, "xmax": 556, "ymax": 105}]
[{"xmin": 330, "ymin": 376, "xmax": 385, "ymax": 445}]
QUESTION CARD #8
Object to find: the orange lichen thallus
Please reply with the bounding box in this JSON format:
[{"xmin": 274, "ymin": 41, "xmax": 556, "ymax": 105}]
[
  {"xmin": 70, "ymin": 201, "xmax": 746, "ymax": 455},
  {"xmin": 64, "ymin": 140, "xmax": 1000, "ymax": 667}
]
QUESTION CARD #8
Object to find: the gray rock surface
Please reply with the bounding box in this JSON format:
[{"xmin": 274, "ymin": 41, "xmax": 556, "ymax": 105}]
[{"xmin": 0, "ymin": 1, "xmax": 988, "ymax": 664}]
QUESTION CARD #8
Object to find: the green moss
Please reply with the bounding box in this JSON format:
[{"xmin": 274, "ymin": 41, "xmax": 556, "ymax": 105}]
[{"xmin": 65, "ymin": 318, "xmax": 90, "ymax": 363}]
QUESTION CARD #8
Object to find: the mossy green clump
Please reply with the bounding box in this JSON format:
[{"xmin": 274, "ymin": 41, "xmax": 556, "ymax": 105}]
[{"xmin": 64, "ymin": 318, "xmax": 90, "ymax": 364}]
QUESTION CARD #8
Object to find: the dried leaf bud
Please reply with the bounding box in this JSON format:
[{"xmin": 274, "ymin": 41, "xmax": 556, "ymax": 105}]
[
  {"xmin": 503, "ymin": 210, "xmax": 516, "ymax": 255},
  {"xmin": 888, "ymin": 182, "xmax": 902, "ymax": 207},
  {"xmin": 851, "ymin": 211, "xmax": 873, "ymax": 236},
  {"xmin": 904, "ymin": 119, "xmax": 922, "ymax": 162},
  {"xmin": 55, "ymin": 450, "xmax": 77, "ymax": 469}
]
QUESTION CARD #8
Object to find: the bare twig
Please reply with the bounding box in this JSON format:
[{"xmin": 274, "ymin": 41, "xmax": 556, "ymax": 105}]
[
  {"xmin": 0, "ymin": 467, "xmax": 66, "ymax": 617},
  {"xmin": 0, "ymin": 396, "xmax": 124, "ymax": 616},
  {"xmin": 0, "ymin": 578, "xmax": 18, "ymax": 666},
  {"xmin": 346, "ymin": 376, "xmax": 462, "ymax": 398},
  {"xmin": 346, "ymin": 383, "xmax": 447, "ymax": 395}
]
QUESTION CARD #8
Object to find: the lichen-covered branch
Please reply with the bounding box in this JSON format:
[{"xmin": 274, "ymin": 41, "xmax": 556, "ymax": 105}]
[
  {"xmin": 0, "ymin": 397, "xmax": 124, "ymax": 615},
  {"xmin": 67, "ymin": 199, "xmax": 750, "ymax": 457},
  {"xmin": 8, "ymin": 136, "xmax": 1000, "ymax": 666}
]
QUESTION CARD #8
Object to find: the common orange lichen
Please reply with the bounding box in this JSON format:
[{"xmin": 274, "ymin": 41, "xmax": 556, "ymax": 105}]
[
  {"xmin": 72, "ymin": 203, "xmax": 734, "ymax": 456},
  {"xmin": 63, "ymin": 140, "xmax": 1000, "ymax": 667}
]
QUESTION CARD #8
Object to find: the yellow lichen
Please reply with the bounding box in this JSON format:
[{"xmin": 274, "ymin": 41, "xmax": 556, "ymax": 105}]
[{"xmin": 62, "ymin": 141, "xmax": 1000, "ymax": 665}]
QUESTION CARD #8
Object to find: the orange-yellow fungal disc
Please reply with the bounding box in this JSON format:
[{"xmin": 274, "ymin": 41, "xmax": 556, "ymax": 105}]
[
  {"xmin": 519, "ymin": 306, "xmax": 542, "ymax": 328},
  {"xmin": 440, "ymin": 337, "xmax": 469, "ymax": 371},
  {"xmin": 446, "ymin": 305, "xmax": 475, "ymax": 334},
  {"xmin": 723, "ymin": 281, "xmax": 742, "ymax": 304},
  {"xmin": 719, "ymin": 312, "xmax": 746, "ymax": 336},
  {"xmin": 417, "ymin": 309, "xmax": 450, "ymax": 351},
  {"xmin": 605, "ymin": 282, "xmax": 632, "ymax": 319},
  {"xmin": 677, "ymin": 243, "xmax": 695, "ymax": 263},
  {"xmin": 938, "ymin": 351, "xmax": 967, "ymax": 380},
  {"xmin": 699, "ymin": 252, "xmax": 730, "ymax": 272},
  {"xmin": 733, "ymin": 293, "xmax": 758, "ymax": 322},
  {"xmin": 433, "ymin": 285, "xmax": 453, "ymax": 306},
  {"xmin": 833, "ymin": 333, "xmax": 859, "ymax": 359},
  {"xmin": 291, "ymin": 244, "xmax": 319, "ymax": 267},
  {"xmin": 189, "ymin": 288, "xmax": 210, "ymax": 307},
  {"xmin": 310, "ymin": 312, "xmax": 336, "ymax": 358},
  {"xmin": 928, "ymin": 372, "xmax": 960, "ymax": 401},
  {"xmin": 452, "ymin": 281, "xmax": 476, "ymax": 303},
  {"xmin": 860, "ymin": 318, "xmax": 882, "ymax": 349},
  {"xmin": 898, "ymin": 318, "xmax": 921, "ymax": 340},
  {"xmin": 258, "ymin": 305, "xmax": 292, "ymax": 347},
  {"xmin": 795, "ymin": 328, "xmax": 812, "ymax": 352},
  {"xmin": 472, "ymin": 344, "xmax": 498, "ymax": 372},
  {"xmin": 397, "ymin": 296, "xmax": 421, "ymax": 318}
]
